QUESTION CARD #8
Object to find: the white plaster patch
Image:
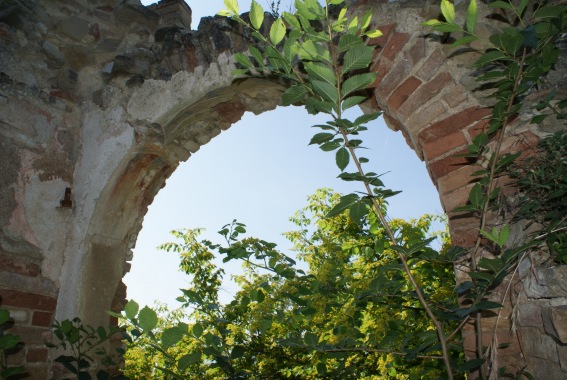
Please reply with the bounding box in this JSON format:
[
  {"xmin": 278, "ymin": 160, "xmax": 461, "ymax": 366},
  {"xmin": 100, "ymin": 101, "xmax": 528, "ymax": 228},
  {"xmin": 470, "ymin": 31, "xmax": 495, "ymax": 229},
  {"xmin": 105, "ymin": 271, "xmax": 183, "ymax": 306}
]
[{"xmin": 23, "ymin": 175, "xmax": 72, "ymax": 285}]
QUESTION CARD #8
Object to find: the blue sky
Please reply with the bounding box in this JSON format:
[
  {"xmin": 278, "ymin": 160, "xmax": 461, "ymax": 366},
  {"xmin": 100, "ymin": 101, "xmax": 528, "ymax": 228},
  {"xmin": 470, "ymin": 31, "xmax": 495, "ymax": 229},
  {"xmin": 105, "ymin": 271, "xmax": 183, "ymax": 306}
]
[{"xmin": 126, "ymin": 1, "xmax": 444, "ymax": 308}]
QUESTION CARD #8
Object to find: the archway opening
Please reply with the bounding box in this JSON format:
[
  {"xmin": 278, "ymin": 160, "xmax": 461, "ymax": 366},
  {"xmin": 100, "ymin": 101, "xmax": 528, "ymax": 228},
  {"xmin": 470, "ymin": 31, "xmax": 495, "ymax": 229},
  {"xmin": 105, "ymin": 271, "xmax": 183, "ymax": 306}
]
[{"xmin": 123, "ymin": 105, "xmax": 444, "ymax": 308}]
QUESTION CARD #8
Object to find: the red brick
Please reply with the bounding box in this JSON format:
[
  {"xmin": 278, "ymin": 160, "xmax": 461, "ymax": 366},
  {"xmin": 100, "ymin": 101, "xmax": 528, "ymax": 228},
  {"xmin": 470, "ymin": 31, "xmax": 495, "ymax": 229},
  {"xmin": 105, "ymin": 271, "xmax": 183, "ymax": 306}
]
[
  {"xmin": 437, "ymin": 165, "xmax": 483, "ymax": 195},
  {"xmin": 441, "ymin": 183, "xmax": 474, "ymax": 213},
  {"xmin": 32, "ymin": 311, "xmax": 53, "ymax": 327},
  {"xmin": 429, "ymin": 148, "xmax": 476, "ymax": 180},
  {"xmin": 448, "ymin": 217, "xmax": 480, "ymax": 248},
  {"xmin": 10, "ymin": 326, "xmax": 50, "ymax": 345},
  {"xmin": 422, "ymin": 131, "xmax": 467, "ymax": 160},
  {"xmin": 27, "ymin": 347, "xmax": 48, "ymax": 363},
  {"xmin": 387, "ymin": 76, "xmax": 422, "ymax": 111},
  {"xmin": 406, "ymin": 100, "xmax": 447, "ymax": 134},
  {"xmin": 399, "ymin": 72, "xmax": 454, "ymax": 120},
  {"xmin": 419, "ymin": 107, "xmax": 491, "ymax": 143},
  {"xmin": 377, "ymin": 59, "xmax": 413, "ymax": 99},
  {"xmin": 0, "ymin": 290, "xmax": 57, "ymax": 312},
  {"xmin": 23, "ymin": 364, "xmax": 49, "ymax": 379},
  {"xmin": 467, "ymin": 119, "xmax": 489, "ymax": 139},
  {"xmin": 382, "ymin": 32, "xmax": 410, "ymax": 62},
  {"xmin": 0, "ymin": 253, "xmax": 40, "ymax": 277},
  {"xmin": 416, "ymin": 48, "xmax": 446, "ymax": 81}
]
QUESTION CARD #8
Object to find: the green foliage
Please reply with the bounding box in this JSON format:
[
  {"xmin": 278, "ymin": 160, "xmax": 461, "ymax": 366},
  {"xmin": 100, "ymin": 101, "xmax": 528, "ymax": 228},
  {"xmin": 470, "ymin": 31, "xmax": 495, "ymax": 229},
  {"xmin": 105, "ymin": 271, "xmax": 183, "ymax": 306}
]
[
  {"xmin": 512, "ymin": 131, "xmax": 567, "ymax": 264},
  {"xmin": 424, "ymin": 0, "xmax": 567, "ymax": 378},
  {"xmin": 46, "ymin": 318, "xmax": 127, "ymax": 380},
  {"xmin": 0, "ymin": 309, "xmax": 26, "ymax": 380},
  {"xmin": 120, "ymin": 189, "xmax": 460, "ymax": 379}
]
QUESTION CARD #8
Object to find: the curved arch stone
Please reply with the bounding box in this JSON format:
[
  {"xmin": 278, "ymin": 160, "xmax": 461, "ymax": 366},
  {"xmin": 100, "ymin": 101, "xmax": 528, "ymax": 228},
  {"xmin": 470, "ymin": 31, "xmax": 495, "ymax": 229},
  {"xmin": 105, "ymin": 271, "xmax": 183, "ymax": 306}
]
[{"xmin": 0, "ymin": 0, "xmax": 565, "ymax": 377}]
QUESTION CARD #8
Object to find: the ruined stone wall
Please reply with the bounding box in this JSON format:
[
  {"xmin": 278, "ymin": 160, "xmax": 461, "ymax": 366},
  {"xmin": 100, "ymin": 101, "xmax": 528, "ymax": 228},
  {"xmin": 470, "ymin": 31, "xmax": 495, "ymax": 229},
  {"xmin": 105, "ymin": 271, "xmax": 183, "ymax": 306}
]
[{"xmin": 0, "ymin": 0, "xmax": 565, "ymax": 378}]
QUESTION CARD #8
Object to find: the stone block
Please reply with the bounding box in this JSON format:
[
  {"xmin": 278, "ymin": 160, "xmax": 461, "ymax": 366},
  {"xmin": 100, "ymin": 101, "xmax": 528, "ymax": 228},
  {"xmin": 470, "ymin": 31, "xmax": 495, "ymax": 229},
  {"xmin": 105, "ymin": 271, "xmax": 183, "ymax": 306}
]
[
  {"xmin": 524, "ymin": 266, "xmax": 567, "ymax": 299},
  {"xmin": 57, "ymin": 16, "xmax": 90, "ymax": 42},
  {"xmin": 543, "ymin": 305, "xmax": 567, "ymax": 343},
  {"xmin": 518, "ymin": 301, "xmax": 543, "ymax": 328},
  {"xmin": 520, "ymin": 326, "xmax": 559, "ymax": 362}
]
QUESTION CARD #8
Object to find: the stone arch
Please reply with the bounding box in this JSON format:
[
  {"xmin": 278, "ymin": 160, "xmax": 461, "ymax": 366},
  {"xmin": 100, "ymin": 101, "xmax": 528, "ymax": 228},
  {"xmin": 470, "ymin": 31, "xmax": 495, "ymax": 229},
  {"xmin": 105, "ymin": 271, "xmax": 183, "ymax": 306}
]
[
  {"xmin": 59, "ymin": 74, "xmax": 286, "ymax": 326},
  {"xmin": 0, "ymin": 0, "xmax": 565, "ymax": 378}
]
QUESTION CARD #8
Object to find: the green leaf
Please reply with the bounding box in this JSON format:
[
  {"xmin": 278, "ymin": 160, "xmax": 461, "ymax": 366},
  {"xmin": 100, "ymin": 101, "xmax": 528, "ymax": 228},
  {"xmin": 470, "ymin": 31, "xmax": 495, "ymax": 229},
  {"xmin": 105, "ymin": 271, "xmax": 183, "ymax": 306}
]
[
  {"xmin": 457, "ymin": 358, "xmax": 485, "ymax": 372},
  {"xmin": 342, "ymin": 44, "xmax": 374, "ymax": 74},
  {"xmin": 336, "ymin": 147, "xmax": 349, "ymax": 171},
  {"xmin": 0, "ymin": 334, "xmax": 20, "ymax": 350},
  {"xmin": 234, "ymin": 52, "xmax": 253, "ymax": 68},
  {"xmin": 282, "ymin": 11, "xmax": 301, "ymax": 29},
  {"xmin": 353, "ymin": 112, "xmax": 380, "ymax": 127},
  {"xmin": 138, "ymin": 307, "xmax": 158, "ymax": 332},
  {"xmin": 282, "ymin": 85, "xmax": 308, "ymax": 106},
  {"xmin": 338, "ymin": 34, "xmax": 363, "ymax": 52},
  {"xmin": 499, "ymin": 224, "xmax": 510, "ymax": 247},
  {"xmin": 342, "ymin": 96, "xmax": 366, "ymax": 111},
  {"xmin": 341, "ymin": 73, "xmax": 376, "ymax": 97},
  {"xmin": 309, "ymin": 132, "xmax": 335, "ymax": 145},
  {"xmin": 432, "ymin": 23, "xmax": 463, "ymax": 33},
  {"xmin": 124, "ymin": 300, "xmax": 139, "ymax": 320},
  {"xmin": 305, "ymin": 62, "xmax": 336, "ymax": 86},
  {"xmin": 534, "ymin": 5, "xmax": 564, "ymax": 19},
  {"xmin": 488, "ymin": 1, "xmax": 512, "ymax": 10},
  {"xmin": 269, "ymin": 18, "xmax": 286, "ymax": 45},
  {"xmin": 161, "ymin": 327, "xmax": 183, "ymax": 349},
  {"xmin": 305, "ymin": 97, "xmax": 334, "ymax": 114},
  {"xmin": 311, "ymin": 80, "xmax": 338, "ymax": 103},
  {"xmin": 250, "ymin": 0, "xmax": 264, "ymax": 30},
  {"xmin": 231, "ymin": 345, "xmax": 245, "ymax": 359},
  {"xmin": 466, "ymin": 0, "xmax": 477, "ymax": 33},
  {"xmin": 361, "ymin": 10, "xmax": 372, "ymax": 31},
  {"xmin": 478, "ymin": 257, "xmax": 503, "ymax": 272},
  {"xmin": 441, "ymin": 0, "xmax": 455, "ymax": 24},
  {"xmin": 422, "ymin": 19, "xmax": 443, "ymax": 27},
  {"xmin": 452, "ymin": 35, "xmax": 478, "ymax": 48},
  {"xmin": 468, "ymin": 183, "xmax": 483, "ymax": 208},
  {"xmin": 316, "ymin": 362, "xmax": 327, "ymax": 375},
  {"xmin": 304, "ymin": 331, "xmax": 318, "ymax": 347},
  {"xmin": 326, "ymin": 193, "xmax": 359, "ymax": 218},
  {"xmin": 224, "ymin": 0, "xmax": 239, "ymax": 14},
  {"xmin": 178, "ymin": 352, "xmax": 201, "ymax": 370},
  {"xmin": 249, "ymin": 46, "xmax": 264, "ymax": 66},
  {"xmin": 349, "ymin": 199, "xmax": 369, "ymax": 223},
  {"xmin": 0, "ymin": 309, "xmax": 9, "ymax": 325},
  {"xmin": 192, "ymin": 323, "xmax": 204, "ymax": 338}
]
